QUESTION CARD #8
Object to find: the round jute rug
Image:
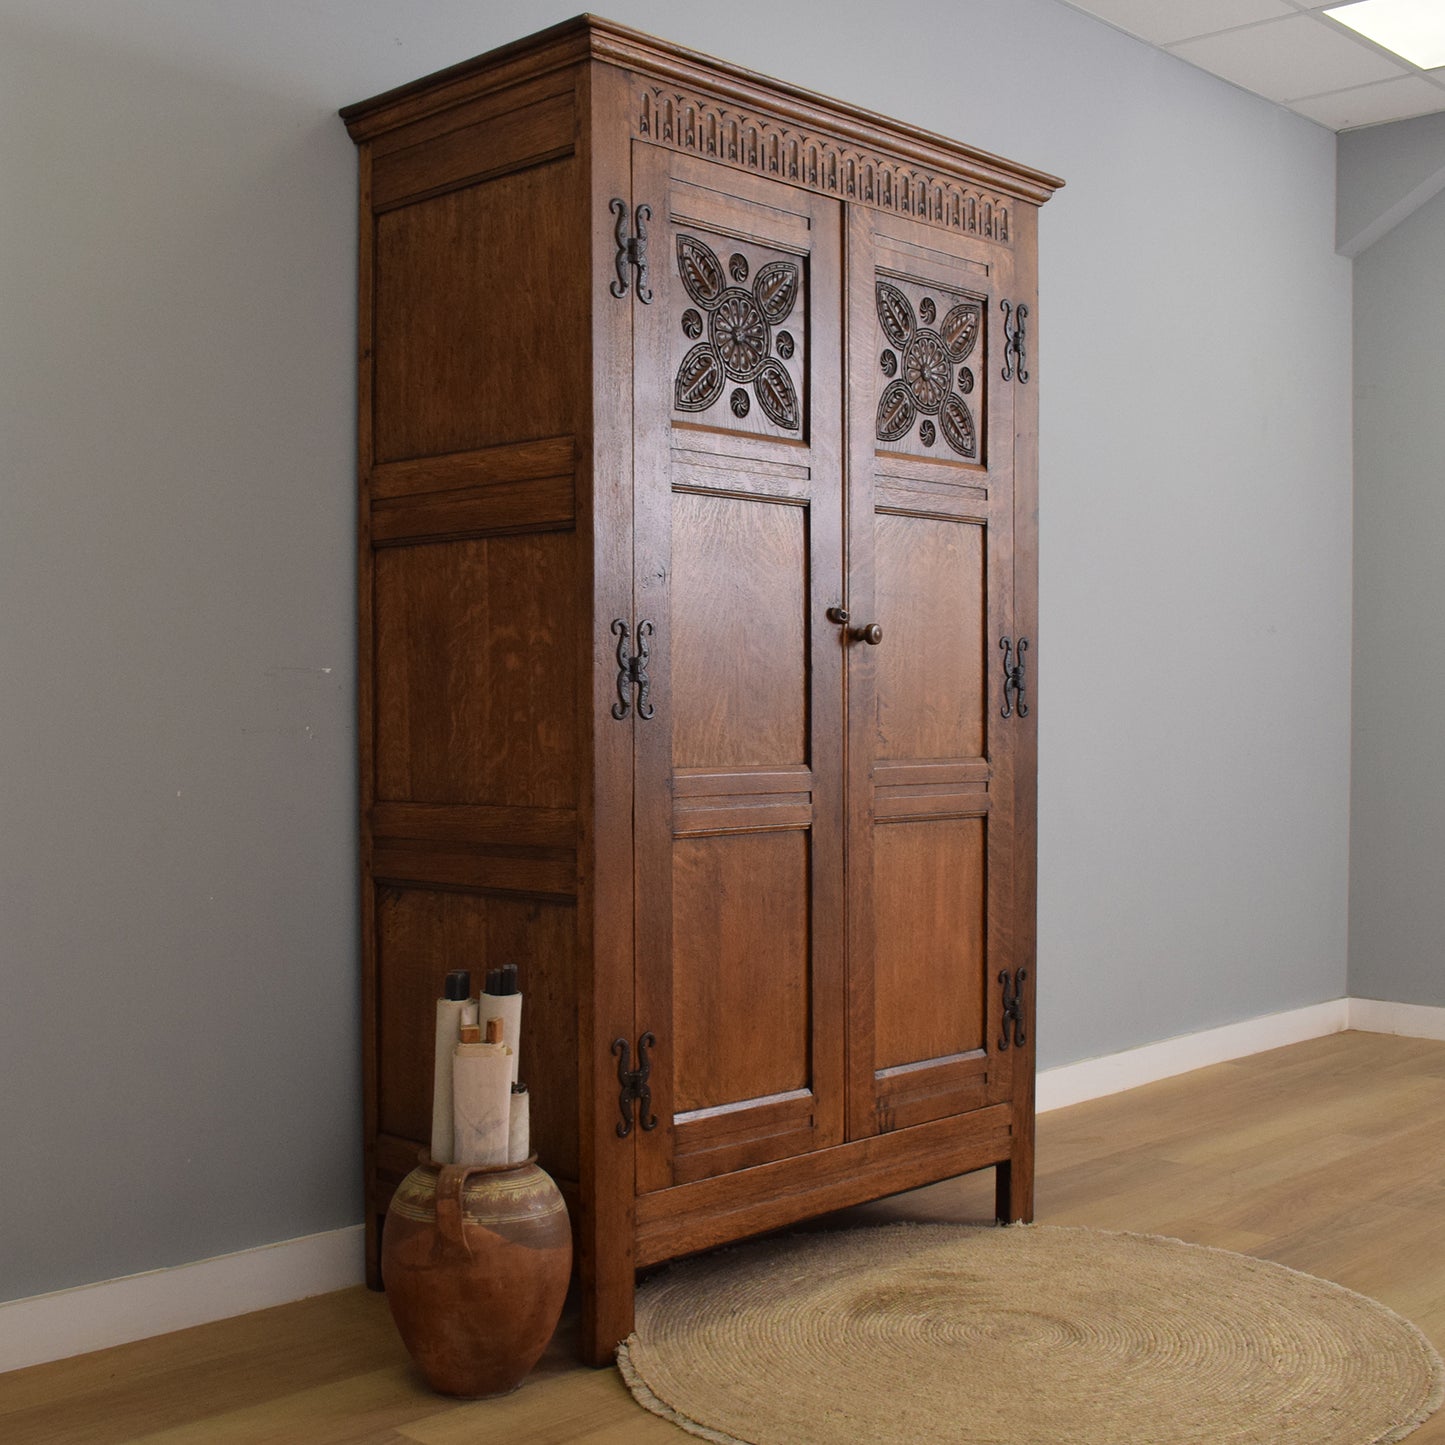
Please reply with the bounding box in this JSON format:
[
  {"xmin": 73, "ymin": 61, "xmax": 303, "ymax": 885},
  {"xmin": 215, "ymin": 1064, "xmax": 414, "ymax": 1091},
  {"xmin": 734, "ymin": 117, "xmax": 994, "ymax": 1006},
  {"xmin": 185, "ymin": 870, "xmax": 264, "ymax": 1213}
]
[{"xmin": 617, "ymin": 1224, "xmax": 1444, "ymax": 1445}]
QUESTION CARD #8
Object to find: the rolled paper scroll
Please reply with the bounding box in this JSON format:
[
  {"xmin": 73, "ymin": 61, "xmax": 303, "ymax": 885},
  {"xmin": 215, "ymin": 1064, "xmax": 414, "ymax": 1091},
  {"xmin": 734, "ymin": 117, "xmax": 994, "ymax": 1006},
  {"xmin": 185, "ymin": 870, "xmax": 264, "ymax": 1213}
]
[
  {"xmin": 507, "ymin": 1084, "xmax": 530, "ymax": 1165},
  {"xmin": 429, "ymin": 970, "xmax": 473, "ymax": 1164},
  {"xmin": 478, "ymin": 986, "xmax": 522, "ymax": 1086},
  {"xmin": 452, "ymin": 1017, "xmax": 512, "ymax": 1166}
]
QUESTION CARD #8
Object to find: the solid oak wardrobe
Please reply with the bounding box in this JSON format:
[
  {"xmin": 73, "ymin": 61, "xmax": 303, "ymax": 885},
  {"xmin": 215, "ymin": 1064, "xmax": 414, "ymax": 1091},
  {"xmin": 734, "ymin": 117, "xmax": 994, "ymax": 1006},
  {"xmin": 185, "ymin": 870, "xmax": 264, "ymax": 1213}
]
[{"xmin": 341, "ymin": 16, "xmax": 1061, "ymax": 1364}]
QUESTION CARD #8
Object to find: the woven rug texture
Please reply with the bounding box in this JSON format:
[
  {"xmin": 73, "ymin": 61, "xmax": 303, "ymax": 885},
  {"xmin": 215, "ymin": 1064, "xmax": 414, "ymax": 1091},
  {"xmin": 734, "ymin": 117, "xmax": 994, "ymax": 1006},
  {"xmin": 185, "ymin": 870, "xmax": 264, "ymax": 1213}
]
[{"xmin": 617, "ymin": 1223, "xmax": 1444, "ymax": 1445}]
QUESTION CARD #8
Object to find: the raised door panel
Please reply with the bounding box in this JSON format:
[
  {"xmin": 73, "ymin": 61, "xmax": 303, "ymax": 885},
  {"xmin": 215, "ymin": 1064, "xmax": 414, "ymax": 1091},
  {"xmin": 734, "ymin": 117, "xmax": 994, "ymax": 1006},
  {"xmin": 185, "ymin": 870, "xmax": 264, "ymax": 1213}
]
[
  {"xmin": 373, "ymin": 532, "xmax": 578, "ymax": 809},
  {"xmin": 371, "ymin": 159, "xmax": 584, "ymax": 464},
  {"xmin": 846, "ymin": 206, "xmax": 1023, "ymax": 1137},
  {"xmin": 631, "ymin": 143, "xmax": 846, "ymax": 1193},
  {"xmin": 874, "ymin": 511, "xmax": 987, "ymax": 764},
  {"xmin": 669, "ymin": 491, "xmax": 808, "ymax": 769}
]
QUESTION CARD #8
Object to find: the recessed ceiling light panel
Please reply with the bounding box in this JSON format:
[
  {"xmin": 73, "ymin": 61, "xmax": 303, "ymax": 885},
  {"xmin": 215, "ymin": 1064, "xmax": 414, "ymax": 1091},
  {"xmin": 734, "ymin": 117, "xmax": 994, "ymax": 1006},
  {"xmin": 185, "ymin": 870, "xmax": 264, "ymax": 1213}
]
[{"xmin": 1324, "ymin": 0, "xmax": 1445, "ymax": 70}]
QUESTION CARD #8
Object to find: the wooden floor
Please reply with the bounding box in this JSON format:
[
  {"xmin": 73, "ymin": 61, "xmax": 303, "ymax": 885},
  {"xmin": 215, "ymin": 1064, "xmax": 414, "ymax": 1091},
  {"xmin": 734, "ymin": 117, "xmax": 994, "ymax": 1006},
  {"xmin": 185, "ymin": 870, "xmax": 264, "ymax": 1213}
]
[{"xmin": 4, "ymin": 1030, "xmax": 1443, "ymax": 1444}]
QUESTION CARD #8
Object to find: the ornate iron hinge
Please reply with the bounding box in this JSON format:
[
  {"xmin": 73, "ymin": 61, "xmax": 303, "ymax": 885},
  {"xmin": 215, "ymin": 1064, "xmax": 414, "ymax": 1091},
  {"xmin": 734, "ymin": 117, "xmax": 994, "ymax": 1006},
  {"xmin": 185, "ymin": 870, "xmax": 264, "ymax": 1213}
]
[
  {"xmin": 610, "ymin": 619, "xmax": 655, "ymax": 721},
  {"xmin": 609, "ymin": 199, "xmax": 653, "ymax": 304},
  {"xmin": 1001, "ymin": 299, "xmax": 1030, "ymax": 383},
  {"xmin": 612, "ymin": 1032, "xmax": 658, "ymax": 1137},
  {"xmin": 998, "ymin": 969, "xmax": 1028, "ymax": 1051},
  {"xmin": 1000, "ymin": 636, "xmax": 1029, "ymax": 719}
]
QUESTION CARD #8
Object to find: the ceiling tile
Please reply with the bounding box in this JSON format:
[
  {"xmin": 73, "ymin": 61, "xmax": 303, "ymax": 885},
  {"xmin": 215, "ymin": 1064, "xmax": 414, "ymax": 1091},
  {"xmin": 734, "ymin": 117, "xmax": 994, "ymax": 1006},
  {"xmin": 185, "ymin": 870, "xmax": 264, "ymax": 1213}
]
[
  {"xmin": 1322, "ymin": 0, "xmax": 1445, "ymax": 69},
  {"xmin": 1289, "ymin": 73, "xmax": 1445, "ymax": 126},
  {"xmin": 1063, "ymin": 0, "xmax": 1295, "ymax": 45},
  {"xmin": 1169, "ymin": 14, "xmax": 1409, "ymax": 98}
]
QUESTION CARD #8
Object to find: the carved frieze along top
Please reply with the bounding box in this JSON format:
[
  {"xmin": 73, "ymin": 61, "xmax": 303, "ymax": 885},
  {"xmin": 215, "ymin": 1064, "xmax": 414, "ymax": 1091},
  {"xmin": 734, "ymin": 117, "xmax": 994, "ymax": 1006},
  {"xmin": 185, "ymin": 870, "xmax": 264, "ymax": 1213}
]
[
  {"xmin": 344, "ymin": 18, "xmax": 1063, "ymax": 211},
  {"xmin": 637, "ymin": 86, "xmax": 1013, "ymax": 245}
]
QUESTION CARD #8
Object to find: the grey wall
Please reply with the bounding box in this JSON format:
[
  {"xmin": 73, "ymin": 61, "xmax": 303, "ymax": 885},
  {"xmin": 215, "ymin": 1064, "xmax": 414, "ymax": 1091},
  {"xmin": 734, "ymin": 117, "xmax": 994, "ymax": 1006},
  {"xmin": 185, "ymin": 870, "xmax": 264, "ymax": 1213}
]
[
  {"xmin": 1337, "ymin": 109, "xmax": 1445, "ymax": 255},
  {"xmin": 1347, "ymin": 120, "xmax": 1445, "ymax": 1008},
  {"xmin": 0, "ymin": 0, "xmax": 1352, "ymax": 1303}
]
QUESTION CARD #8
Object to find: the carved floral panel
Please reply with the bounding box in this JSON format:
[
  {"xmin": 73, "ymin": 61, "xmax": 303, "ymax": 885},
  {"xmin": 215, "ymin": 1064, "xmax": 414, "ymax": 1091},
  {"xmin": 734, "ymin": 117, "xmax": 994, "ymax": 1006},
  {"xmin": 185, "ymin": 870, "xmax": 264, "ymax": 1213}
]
[
  {"xmin": 874, "ymin": 275, "xmax": 983, "ymax": 463},
  {"xmin": 671, "ymin": 232, "xmax": 804, "ymax": 437}
]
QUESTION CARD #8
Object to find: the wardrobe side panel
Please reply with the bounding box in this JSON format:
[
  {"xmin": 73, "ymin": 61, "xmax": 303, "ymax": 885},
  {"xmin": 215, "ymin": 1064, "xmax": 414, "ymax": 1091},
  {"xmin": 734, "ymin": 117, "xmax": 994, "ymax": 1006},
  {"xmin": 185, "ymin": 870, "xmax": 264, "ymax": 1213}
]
[{"xmin": 360, "ymin": 119, "xmax": 590, "ymax": 1254}]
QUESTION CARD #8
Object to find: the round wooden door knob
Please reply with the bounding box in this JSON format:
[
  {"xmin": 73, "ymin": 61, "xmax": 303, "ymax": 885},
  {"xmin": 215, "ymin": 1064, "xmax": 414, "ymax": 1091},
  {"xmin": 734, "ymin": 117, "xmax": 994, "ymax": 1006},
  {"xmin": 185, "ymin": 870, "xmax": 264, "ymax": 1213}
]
[{"xmin": 825, "ymin": 607, "xmax": 882, "ymax": 644}]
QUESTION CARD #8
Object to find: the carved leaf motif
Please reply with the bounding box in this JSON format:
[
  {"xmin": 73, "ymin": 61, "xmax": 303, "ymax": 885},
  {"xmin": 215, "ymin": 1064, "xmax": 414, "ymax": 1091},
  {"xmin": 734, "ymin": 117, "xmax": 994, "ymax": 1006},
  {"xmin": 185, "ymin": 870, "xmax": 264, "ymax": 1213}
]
[
  {"xmin": 677, "ymin": 235, "xmax": 725, "ymax": 308},
  {"xmin": 940, "ymin": 302, "xmax": 981, "ymax": 362},
  {"xmin": 876, "ymin": 282, "xmax": 915, "ymax": 348},
  {"xmin": 876, "ymin": 379, "xmax": 916, "ymax": 443},
  {"xmin": 675, "ymin": 343, "xmax": 724, "ymax": 412},
  {"xmin": 755, "ymin": 360, "xmax": 800, "ymax": 430},
  {"xmin": 753, "ymin": 261, "xmax": 799, "ymax": 324},
  {"xmin": 940, "ymin": 393, "xmax": 977, "ymax": 457}
]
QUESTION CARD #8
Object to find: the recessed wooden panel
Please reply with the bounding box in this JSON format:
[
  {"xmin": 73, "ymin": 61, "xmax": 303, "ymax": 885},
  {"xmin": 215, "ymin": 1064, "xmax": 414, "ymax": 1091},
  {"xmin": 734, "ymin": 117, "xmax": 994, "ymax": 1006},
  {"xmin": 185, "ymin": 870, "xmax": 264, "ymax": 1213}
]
[
  {"xmin": 374, "ymin": 884, "xmax": 578, "ymax": 1178},
  {"xmin": 874, "ymin": 512, "xmax": 985, "ymax": 761},
  {"xmin": 374, "ymin": 533, "xmax": 576, "ymax": 807},
  {"xmin": 873, "ymin": 817, "xmax": 986, "ymax": 1069},
  {"xmin": 672, "ymin": 830, "xmax": 811, "ymax": 1112},
  {"xmin": 373, "ymin": 159, "xmax": 583, "ymax": 463},
  {"xmin": 671, "ymin": 491, "xmax": 808, "ymax": 769}
]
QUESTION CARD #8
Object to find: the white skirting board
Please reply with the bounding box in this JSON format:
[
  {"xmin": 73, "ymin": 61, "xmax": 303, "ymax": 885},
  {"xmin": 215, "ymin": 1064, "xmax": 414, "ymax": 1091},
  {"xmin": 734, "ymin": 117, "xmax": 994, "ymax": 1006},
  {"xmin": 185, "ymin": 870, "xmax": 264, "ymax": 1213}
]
[
  {"xmin": 0, "ymin": 1225, "xmax": 365, "ymax": 1375},
  {"xmin": 1037, "ymin": 997, "xmax": 1445, "ymax": 1112},
  {"xmin": 1347, "ymin": 997, "xmax": 1445, "ymax": 1041},
  {"xmin": 3, "ymin": 997, "xmax": 1443, "ymax": 1375}
]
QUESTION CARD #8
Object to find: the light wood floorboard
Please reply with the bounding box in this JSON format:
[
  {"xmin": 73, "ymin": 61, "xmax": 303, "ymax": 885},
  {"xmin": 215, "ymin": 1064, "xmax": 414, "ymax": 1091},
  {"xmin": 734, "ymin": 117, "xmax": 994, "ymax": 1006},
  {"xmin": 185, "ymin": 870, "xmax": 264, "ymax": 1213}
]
[{"xmin": 2, "ymin": 1030, "xmax": 1441, "ymax": 1443}]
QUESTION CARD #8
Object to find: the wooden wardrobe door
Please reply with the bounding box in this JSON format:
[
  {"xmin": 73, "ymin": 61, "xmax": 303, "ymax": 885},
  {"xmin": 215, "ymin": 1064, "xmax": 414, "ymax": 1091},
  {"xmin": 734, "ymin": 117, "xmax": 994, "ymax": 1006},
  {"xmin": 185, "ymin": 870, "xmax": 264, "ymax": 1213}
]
[
  {"xmin": 630, "ymin": 144, "xmax": 846, "ymax": 1192},
  {"xmin": 845, "ymin": 206, "xmax": 1024, "ymax": 1136}
]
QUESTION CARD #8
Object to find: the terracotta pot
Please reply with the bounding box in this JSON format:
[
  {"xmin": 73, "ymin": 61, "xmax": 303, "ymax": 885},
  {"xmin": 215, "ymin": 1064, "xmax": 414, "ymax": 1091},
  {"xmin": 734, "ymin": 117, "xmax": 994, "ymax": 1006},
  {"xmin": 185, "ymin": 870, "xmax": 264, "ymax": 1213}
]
[{"xmin": 382, "ymin": 1154, "xmax": 571, "ymax": 1397}]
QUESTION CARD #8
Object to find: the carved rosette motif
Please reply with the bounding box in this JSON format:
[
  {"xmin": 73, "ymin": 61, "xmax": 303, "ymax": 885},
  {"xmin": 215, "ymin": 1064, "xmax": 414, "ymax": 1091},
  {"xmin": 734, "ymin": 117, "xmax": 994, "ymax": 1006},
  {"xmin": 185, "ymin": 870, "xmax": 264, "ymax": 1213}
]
[
  {"xmin": 673, "ymin": 234, "xmax": 801, "ymax": 430},
  {"xmin": 637, "ymin": 86, "xmax": 1012, "ymax": 243},
  {"xmin": 874, "ymin": 279, "xmax": 981, "ymax": 459}
]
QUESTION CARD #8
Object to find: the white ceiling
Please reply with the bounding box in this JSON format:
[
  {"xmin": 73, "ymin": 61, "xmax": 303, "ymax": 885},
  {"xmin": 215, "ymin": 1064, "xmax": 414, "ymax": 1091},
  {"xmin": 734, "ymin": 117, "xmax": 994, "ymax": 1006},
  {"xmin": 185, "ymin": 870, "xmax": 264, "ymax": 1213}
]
[{"xmin": 1059, "ymin": 0, "xmax": 1445, "ymax": 128}]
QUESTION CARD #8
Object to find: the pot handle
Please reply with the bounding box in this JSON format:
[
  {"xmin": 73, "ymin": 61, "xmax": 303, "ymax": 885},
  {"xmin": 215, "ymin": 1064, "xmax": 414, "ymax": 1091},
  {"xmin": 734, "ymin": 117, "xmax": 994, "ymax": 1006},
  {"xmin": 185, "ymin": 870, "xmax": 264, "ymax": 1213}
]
[{"xmin": 435, "ymin": 1164, "xmax": 479, "ymax": 1259}]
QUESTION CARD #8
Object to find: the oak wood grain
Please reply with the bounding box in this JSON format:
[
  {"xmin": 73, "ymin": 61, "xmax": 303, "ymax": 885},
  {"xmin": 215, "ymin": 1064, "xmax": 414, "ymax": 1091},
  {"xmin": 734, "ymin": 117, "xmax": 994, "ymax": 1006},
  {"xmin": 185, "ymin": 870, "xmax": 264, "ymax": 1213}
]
[
  {"xmin": 369, "ymin": 476, "xmax": 576, "ymax": 547},
  {"xmin": 345, "ymin": 20, "xmax": 1052, "ymax": 1359},
  {"xmin": 873, "ymin": 817, "xmax": 987, "ymax": 1068},
  {"xmin": 370, "ymin": 91, "xmax": 575, "ymax": 211},
  {"xmin": 370, "ymin": 437, "xmax": 575, "ymax": 503},
  {"xmin": 575, "ymin": 58, "xmax": 638, "ymax": 1366},
  {"xmin": 630, "ymin": 142, "xmax": 847, "ymax": 1216},
  {"xmin": 356, "ymin": 135, "xmax": 382, "ymax": 1289},
  {"xmin": 671, "ymin": 830, "xmax": 812, "ymax": 1113},
  {"xmin": 372, "ymin": 533, "xmax": 578, "ymax": 809},
  {"xmin": 999, "ymin": 201, "xmax": 1040, "ymax": 1226},
  {"xmin": 845, "ymin": 205, "xmax": 1024, "ymax": 1156},
  {"xmin": 372, "ymin": 162, "xmax": 584, "ymax": 464},
  {"xmin": 668, "ymin": 490, "xmax": 808, "ymax": 769}
]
